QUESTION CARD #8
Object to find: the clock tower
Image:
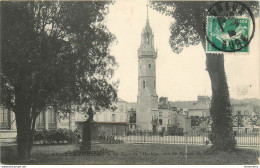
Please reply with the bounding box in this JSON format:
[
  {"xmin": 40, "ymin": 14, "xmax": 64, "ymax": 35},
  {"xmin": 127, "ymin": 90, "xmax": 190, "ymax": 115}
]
[{"xmin": 136, "ymin": 5, "xmax": 158, "ymax": 130}]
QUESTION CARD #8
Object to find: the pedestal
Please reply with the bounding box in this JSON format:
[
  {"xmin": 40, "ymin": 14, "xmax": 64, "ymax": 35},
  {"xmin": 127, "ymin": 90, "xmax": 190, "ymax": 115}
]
[{"xmin": 82, "ymin": 120, "xmax": 96, "ymax": 151}]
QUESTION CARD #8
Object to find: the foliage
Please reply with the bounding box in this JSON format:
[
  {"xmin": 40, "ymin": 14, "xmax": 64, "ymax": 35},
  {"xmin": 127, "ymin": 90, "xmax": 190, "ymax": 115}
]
[
  {"xmin": 127, "ymin": 130, "xmax": 155, "ymax": 136},
  {"xmin": 232, "ymin": 115, "xmax": 260, "ymax": 127},
  {"xmin": 167, "ymin": 126, "xmax": 184, "ymax": 136},
  {"xmin": 250, "ymin": 115, "xmax": 260, "ymax": 126},
  {"xmin": 232, "ymin": 115, "xmax": 245, "ymax": 127},
  {"xmin": 191, "ymin": 116, "xmax": 201, "ymax": 127},
  {"xmin": 190, "ymin": 116, "xmax": 212, "ymax": 127},
  {"xmin": 189, "ymin": 114, "xmax": 259, "ymax": 128},
  {"xmin": 1, "ymin": 1, "xmax": 117, "ymax": 158},
  {"xmin": 98, "ymin": 134, "xmax": 123, "ymax": 144},
  {"xmin": 1, "ymin": 1, "xmax": 118, "ymax": 116},
  {"xmin": 34, "ymin": 129, "xmax": 82, "ymax": 144}
]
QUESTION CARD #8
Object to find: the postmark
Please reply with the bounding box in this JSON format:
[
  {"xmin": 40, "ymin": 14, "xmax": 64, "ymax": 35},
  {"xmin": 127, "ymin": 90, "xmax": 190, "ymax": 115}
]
[{"xmin": 205, "ymin": 1, "xmax": 255, "ymax": 53}]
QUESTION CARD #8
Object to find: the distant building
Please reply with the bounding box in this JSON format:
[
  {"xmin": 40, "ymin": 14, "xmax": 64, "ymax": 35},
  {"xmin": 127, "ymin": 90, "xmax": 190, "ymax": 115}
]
[
  {"xmin": 232, "ymin": 103, "xmax": 255, "ymax": 116},
  {"xmin": 71, "ymin": 98, "xmax": 130, "ymax": 136},
  {"xmin": 0, "ymin": 106, "xmax": 16, "ymax": 143},
  {"xmin": 231, "ymin": 102, "xmax": 259, "ymax": 133},
  {"xmin": 169, "ymin": 96, "xmax": 211, "ymax": 133},
  {"xmin": 128, "ymin": 108, "xmax": 136, "ymax": 130},
  {"xmin": 170, "ymin": 96, "xmax": 210, "ymax": 117},
  {"xmin": 93, "ymin": 98, "xmax": 130, "ymax": 123},
  {"xmin": 0, "ymin": 105, "xmax": 64, "ymax": 142},
  {"xmin": 157, "ymin": 97, "xmax": 191, "ymax": 133},
  {"xmin": 0, "ymin": 98, "xmax": 130, "ymax": 142}
]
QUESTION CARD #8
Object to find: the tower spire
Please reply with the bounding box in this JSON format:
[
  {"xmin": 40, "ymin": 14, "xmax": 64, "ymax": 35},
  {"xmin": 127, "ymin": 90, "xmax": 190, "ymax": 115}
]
[
  {"xmin": 146, "ymin": 2, "xmax": 149, "ymax": 25},
  {"xmin": 146, "ymin": 3, "xmax": 148, "ymax": 20}
]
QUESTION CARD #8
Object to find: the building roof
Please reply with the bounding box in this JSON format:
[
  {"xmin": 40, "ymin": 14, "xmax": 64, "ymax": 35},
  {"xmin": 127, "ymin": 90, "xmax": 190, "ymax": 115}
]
[
  {"xmin": 169, "ymin": 101, "xmax": 196, "ymax": 109},
  {"xmin": 232, "ymin": 103, "xmax": 252, "ymax": 107},
  {"xmin": 169, "ymin": 101, "xmax": 209, "ymax": 110},
  {"xmin": 117, "ymin": 98, "xmax": 127, "ymax": 102},
  {"xmin": 190, "ymin": 102, "xmax": 209, "ymax": 110}
]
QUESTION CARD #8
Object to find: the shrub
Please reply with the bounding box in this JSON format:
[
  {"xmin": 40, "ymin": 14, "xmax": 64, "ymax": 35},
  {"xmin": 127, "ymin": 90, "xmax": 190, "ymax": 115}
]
[
  {"xmin": 167, "ymin": 127, "xmax": 184, "ymax": 136},
  {"xmin": 33, "ymin": 129, "xmax": 49, "ymax": 144},
  {"xmin": 68, "ymin": 129, "xmax": 82, "ymax": 144},
  {"xmin": 98, "ymin": 134, "xmax": 123, "ymax": 144},
  {"xmin": 33, "ymin": 129, "xmax": 82, "ymax": 144}
]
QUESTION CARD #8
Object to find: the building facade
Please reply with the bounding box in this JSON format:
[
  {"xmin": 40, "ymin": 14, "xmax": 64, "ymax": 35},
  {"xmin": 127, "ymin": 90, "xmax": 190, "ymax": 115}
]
[
  {"xmin": 231, "ymin": 102, "xmax": 258, "ymax": 133},
  {"xmin": 157, "ymin": 97, "xmax": 191, "ymax": 133},
  {"xmin": 232, "ymin": 103, "xmax": 255, "ymax": 116},
  {"xmin": 170, "ymin": 96, "xmax": 211, "ymax": 118},
  {"xmin": 0, "ymin": 106, "xmax": 17, "ymax": 142},
  {"xmin": 0, "ymin": 98, "xmax": 130, "ymax": 142},
  {"xmin": 93, "ymin": 98, "xmax": 130, "ymax": 123},
  {"xmin": 73, "ymin": 98, "xmax": 130, "ymax": 136},
  {"xmin": 0, "ymin": 106, "xmax": 71, "ymax": 142}
]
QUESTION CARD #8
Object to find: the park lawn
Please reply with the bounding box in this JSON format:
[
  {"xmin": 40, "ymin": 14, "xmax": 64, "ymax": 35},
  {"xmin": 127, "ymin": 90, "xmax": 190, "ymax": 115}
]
[{"xmin": 1, "ymin": 143, "xmax": 259, "ymax": 165}]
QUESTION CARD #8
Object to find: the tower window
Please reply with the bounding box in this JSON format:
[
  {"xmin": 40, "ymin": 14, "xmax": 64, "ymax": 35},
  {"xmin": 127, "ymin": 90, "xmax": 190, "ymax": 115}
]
[
  {"xmin": 140, "ymin": 65, "xmax": 141, "ymax": 69},
  {"xmin": 146, "ymin": 32, "xmax": 149, "ymax": 43},
  {"xmin": 149, "ymin": 64, "xmax": 151, "ymax": 69},
  {"xmin": 154, "ymin": 81, "xmax": 155, "ymax": 89},
  {"xmin": 143, "ymin": 81, "xmax": 145, "ymax": 89}
]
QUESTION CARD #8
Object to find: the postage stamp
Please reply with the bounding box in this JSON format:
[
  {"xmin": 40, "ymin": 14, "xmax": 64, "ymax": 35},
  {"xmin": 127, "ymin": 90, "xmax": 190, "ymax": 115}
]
[{"xmin": 206, "ymin": 16, "xmax": 250, "ymax": 53}]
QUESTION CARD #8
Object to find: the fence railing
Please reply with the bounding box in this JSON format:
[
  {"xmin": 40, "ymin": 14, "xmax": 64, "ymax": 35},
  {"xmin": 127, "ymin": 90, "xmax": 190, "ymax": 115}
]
[{"xmin": 114, "ymin": 131, "xmax": 260, "ymax": 146}]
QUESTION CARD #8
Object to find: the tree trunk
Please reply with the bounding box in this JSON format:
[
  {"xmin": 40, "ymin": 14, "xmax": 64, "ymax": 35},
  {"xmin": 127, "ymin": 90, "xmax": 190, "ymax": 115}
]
[
  {"xmin": 194, "ymin": 14, "xmax": 237, "ymax": 150},
  {"xmin": 27, "ymin": 117, "xmax": 36, "ymax": 156},
  {"xmin": 15, "ymin": 110, "xmax": 35, "ymax": 159},
  {"xmin": 15, "ymin": 112, "xmax": 30, "ymax": 159},
  {"xmin": 81, "ymin": 107, "xmax": 93, "ymax": 151},
  {"xmin": 206, "ymin": 53, "xmax": 236, "ymax": 151}
]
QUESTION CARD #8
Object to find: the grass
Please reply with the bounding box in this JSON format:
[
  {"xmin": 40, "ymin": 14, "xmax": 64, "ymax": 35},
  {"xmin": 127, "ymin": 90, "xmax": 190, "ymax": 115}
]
[{"xmin": 1, "ymin": 143, "xmax": 259, "ymax": 165}]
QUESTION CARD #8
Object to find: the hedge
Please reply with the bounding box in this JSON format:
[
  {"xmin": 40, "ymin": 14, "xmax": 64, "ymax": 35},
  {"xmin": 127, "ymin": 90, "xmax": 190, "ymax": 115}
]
[{"xmin": 34, "ymin": 129, "xmax": 82, "ymax": 144}]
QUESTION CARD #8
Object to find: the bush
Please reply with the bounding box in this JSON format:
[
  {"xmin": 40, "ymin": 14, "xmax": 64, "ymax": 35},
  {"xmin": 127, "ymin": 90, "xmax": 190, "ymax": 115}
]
[
  {"xmin": 98, "ymin": 134, "xmax": 123, "ymax": 144},
  {"xmin": 167, "ymin": 127, "xmax": 184, "ymax": 136},
  {"xmin": 33, "ymin": 129, "xmax": 82, "ymax": 144},
  {"xmin": 67, "ymin": 129, "xmax": 82, "ymax": 144},
  {"xmin": 34, "ymin": 130, "xmax": 45, "ymax": 144},
  {"xmin": 127, "ymin": 130, "xmax": 154, "ymax": 136}
]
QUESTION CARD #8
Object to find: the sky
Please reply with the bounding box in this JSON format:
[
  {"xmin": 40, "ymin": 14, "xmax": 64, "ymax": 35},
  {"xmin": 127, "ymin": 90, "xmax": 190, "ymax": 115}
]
[{"xmin": 105, "ymin": 0, "xmax": 260, "ymax": 103}]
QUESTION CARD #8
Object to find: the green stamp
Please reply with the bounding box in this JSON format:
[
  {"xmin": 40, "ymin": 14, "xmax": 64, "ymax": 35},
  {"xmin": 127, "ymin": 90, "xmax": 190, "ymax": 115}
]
[{"xmin": 206, "ymin": 16, "xmax": 250, "ymax": 53}]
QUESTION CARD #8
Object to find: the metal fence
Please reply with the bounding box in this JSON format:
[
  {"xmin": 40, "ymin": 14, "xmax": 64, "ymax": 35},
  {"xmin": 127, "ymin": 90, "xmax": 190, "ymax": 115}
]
[{"xmin": 115, "ymin": 131, "xmax": 260, "ymax": 146}]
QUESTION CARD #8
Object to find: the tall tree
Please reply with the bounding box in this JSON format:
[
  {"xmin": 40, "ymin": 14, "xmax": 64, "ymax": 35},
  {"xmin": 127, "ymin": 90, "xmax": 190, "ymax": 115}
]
[
  {"xmin": 1, "ymin": 1, "xmax": 117, "ymax": 159},
  {"xmin": 151, "ymin": 1, "xmax": 259, "ymax": 151}
]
